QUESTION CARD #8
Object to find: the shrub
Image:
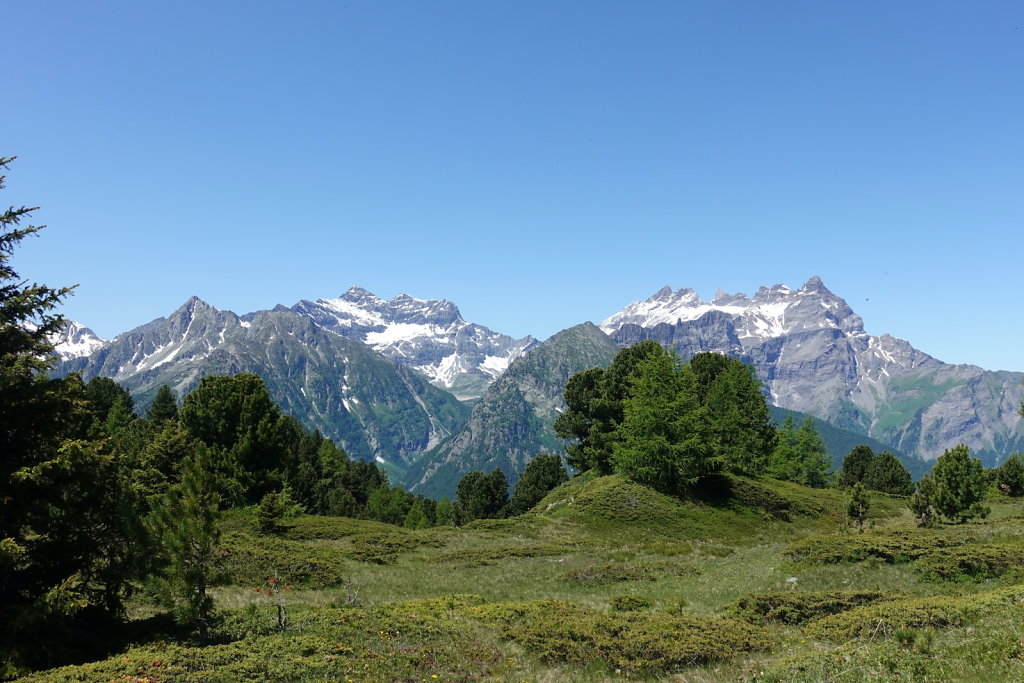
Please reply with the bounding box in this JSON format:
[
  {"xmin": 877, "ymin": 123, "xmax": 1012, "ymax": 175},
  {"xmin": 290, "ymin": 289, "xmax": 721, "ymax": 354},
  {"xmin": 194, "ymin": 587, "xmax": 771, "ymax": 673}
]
[
  {"xmin": 610, "ymin": 595, "xmax": 653, "ymax": 611},
  {"xmin": 725, "ymin": 590, "xmax": 894, "ymax": 625}
]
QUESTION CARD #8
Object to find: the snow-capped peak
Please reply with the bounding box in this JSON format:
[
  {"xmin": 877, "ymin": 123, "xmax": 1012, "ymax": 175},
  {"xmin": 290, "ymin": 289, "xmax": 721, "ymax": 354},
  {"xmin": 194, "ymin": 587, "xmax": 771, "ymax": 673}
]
[
  {"xmin": 291, "ymin": 286, "xmax": 537, "ymax": 399},
  {"xmin": 601, "ymin": 277, "xmax": 863, "ymax": 341},
  {"xmin": 51, "ymin": 320, "xmax": 109, "ymax": 360}
]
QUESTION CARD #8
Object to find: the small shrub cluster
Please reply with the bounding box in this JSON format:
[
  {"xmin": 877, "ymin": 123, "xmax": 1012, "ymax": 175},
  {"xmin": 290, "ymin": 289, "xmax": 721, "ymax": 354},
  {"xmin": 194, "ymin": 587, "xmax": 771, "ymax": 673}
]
[
  {"xmin": 786, "ymin": 531, "xmax": 962, "ymax": 565},
  {"xmin": 281, "ymin": 515, "xmax": 389, "ymax": 541},
  {"xmin": 429, "ymin": 543, "xmax": 573, "ymax": 567},
  {"xmin": 343, "ymin": 531, "xmax": 443, "ymax": 565},
  {"xmin": 806, "ymin": 586, "xmax": 1024, "ymax": 641},
  {"xmin": 913, "ymin": 541, "xmax": 1024, "ymax": 582},
  {"xmin": 726, "ymin": 590, "xmax": 895, "ymax": 625},
  {"xmin": 610, "ymin": 595, "xmax": 653, "ymax": 611},
  {"xmin": 465, "ymin": 599, "xmax": 770, "ymax": 675},
  {"xmin": 560, "ymin": 562, "xmax": 656, "ymax": 585},
  {"xmin": 218, "ymin": 533, "xmax": 346, "ymax": 588}
]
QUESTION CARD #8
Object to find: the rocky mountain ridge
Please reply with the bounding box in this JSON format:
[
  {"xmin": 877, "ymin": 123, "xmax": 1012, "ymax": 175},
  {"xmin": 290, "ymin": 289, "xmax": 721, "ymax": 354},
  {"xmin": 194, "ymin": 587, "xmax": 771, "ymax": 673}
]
[{"xmin": 601, "ymin": 276, "xmax": 1024, "ymax": 465}]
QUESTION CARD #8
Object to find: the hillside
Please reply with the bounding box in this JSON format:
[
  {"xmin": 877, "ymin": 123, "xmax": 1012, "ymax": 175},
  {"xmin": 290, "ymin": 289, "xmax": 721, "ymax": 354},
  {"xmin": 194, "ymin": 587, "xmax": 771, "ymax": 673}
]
[{"xmin": 26, "ymin": 474, "xmax": 1024, "ymax": 682}]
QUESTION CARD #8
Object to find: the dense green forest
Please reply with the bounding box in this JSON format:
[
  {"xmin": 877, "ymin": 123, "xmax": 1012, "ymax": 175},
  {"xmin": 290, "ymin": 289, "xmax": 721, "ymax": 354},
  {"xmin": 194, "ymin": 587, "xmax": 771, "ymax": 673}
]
[{"xmin": 4, "ymin": 156, "xmax": 1024, "ymax": 680}]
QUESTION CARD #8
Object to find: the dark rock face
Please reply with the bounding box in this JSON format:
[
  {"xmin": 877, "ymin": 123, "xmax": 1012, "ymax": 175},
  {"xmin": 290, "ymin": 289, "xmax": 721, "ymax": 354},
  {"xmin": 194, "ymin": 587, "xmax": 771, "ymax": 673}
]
[
  {"xmin": 403, "ymin": 322, "xmax": 622, "ymax": 497},
  {"xmin": 601, "ymin": 277, "xmax": 1024, "ymax": 465}
]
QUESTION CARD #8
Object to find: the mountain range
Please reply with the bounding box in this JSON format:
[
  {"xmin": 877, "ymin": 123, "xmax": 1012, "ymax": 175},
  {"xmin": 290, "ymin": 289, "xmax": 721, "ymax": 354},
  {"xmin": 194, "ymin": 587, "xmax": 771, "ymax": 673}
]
[{"xmin": 52, "ymin": 278, "xmax": 1023, "ymax": 493}]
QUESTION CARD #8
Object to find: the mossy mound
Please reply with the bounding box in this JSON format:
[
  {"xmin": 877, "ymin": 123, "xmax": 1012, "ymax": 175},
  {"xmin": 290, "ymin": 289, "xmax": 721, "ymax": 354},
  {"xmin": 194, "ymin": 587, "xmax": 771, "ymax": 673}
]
[
  {"xmin": 726, "ymin": 590, "xmax": 895, "ymax": 625},
  {"xmin": 535, "ymin": 473, "xmax": 848, "ymax": 545}
]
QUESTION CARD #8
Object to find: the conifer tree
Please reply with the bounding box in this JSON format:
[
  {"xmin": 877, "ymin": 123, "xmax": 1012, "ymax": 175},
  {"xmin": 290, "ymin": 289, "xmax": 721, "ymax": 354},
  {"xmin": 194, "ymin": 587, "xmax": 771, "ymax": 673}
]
[
  {"xmin": 929, "ymin": 445, "xmax": 990, "ymax": 524},
  {"xmin": 434, "ymin": 496, "xmax": 455, "ymax": 526},
  {"xmin": 846, "ymin": 482, "xmax": 870, "ymax": 532},
  {"xmin": 146, "ymin": 384, "xmax": 179, "ymax": 423},
  {"xmin": 690, "ymin": 353, "xmax": 776, "ymax": 475},
  {"xmin": 149, "ymin": 446, "xmax": 222, "ymax": 642},
  {"xmin": 995, "ymin": 453, "xmax": 1024, "ymax": 497},
  {"xmin": 797, "ymin": 417, "xmax": 831, "ymax": 488},
  {"xmin": 0, "ymin": 158, "xmax": 142, "ymax": 672},
  {"xmin": 612, "ymin": 352, "xmax": 718, "ymax": 494},
  {"xmin": 838, "ymin": 445, "xmax": 875, "ymax": 487},
  {"xmin": 510, "ymin": 453, "xmax": 568, "ymax": 515},
  {"xmin": 768, "ymin": 415, "xmax": 803, "ymax": 482},
  {"xmin": 455, "ymin": 469, "xmax": 509, "ymax": 522},
  {"xmin": 862, "ymin": 450, "xmax": 913, "ymax": 495},
  {"xmin": 403, "ymin": 500, "xmax": 429, "ymax": 529}
]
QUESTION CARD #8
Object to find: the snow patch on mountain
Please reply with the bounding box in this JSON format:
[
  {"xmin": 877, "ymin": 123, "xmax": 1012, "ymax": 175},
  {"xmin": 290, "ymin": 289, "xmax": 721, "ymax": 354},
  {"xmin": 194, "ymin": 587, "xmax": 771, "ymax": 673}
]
[
  {"xmin": 51, "ymin": 320, "xmax": 109, "ymax": 360},
  {"xmin": 291, "ymin": 286, "xmax": 538, "ymax": 400}
]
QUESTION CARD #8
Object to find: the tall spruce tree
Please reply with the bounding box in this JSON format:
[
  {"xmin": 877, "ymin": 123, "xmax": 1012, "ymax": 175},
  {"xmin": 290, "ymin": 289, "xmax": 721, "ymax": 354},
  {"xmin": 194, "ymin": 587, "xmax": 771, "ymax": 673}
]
[
  {"xmin": 455, "ymin": 469, "xmax": 509, "ymax": 522},
  {"xmin": 995, "ymin": 453, "xmax": 1024, "ymax": 497},
  {"xmin": 146, "ymin": 384, "xmax": 179, "ymax": 423}
]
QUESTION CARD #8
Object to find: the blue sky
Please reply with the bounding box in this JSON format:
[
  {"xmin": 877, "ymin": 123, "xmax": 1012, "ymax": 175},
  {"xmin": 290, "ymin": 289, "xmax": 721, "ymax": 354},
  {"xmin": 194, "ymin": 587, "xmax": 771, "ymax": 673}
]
[{"xmin": 5, "ymin": 1, "xmax": 1022, "ymax": 371}]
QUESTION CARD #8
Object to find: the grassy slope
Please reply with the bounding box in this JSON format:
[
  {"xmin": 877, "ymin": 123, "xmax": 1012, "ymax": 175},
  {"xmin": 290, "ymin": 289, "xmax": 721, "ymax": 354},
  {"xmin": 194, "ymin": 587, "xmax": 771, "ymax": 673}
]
[{"xmin": 27, "ymin": 477, "xmax": 1024, "ymax": 682}]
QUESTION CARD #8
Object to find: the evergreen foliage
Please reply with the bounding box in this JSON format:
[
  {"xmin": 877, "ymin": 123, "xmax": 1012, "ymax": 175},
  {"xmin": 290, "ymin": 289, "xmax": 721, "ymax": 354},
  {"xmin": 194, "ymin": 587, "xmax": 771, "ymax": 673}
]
[
  {"xmin": 455, "ymin": 469, "xmax": 509, "ymax": 523},
  {"xmin": 846, "ymin": 482, "xmax": 870, "ymax": 532},
  {"xmin": 257, "ymin": 492, "xmax": 284, "ymax": 534},
  {"xmin": 179, "ymin": 373, "xmax": 293, "ymax": 502},
  {"xmin": 929, "ymin": 445, "xmax": 990, "ymax": 524},
  {"xmin": 147, "ymin": 446, "xmax": 222, "ymax": 642},
  {"xmin": 994, "ymin": 453, "xmax": 1024, "ymax": 497},
  {"xmin": 612, "ymin": 351, "xmax": 718, "ymax": 494},
  {"xmin": 862, "ymin": 450, "xmax": 913, "ymax": 495},
  {"xmin": 509, "ymin": 453, "xmax": 568, "ymax": 514},
  {"xmin": 554, "ymin": 341, "xmax": 666, "ymax": 474},
  {"xmin": 0, "ymin": 158, "xmax": 145, "ymax": 674},
  {"xmin": 769, "ymin": 416, "xmax": 830, "ymax": 487},
  {"xmin": 689, "ymin": 352, "xmax": 776, "ymax": 475},
  {"xmin": 146, "ymin": 384, "xmax": 179, "ymax": 423},
  {"xmin": 838, "ymin": 445, "xmax": 875, "ymax": 487}
]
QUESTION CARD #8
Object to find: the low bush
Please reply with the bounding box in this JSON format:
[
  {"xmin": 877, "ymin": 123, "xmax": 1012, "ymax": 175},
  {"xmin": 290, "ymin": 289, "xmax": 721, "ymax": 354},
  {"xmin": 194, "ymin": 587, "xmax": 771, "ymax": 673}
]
[
  {"xmin": 610, "ymin": 595, "xmax": 653, "ymax": 611},
  {"xmin": 429, "ymin": 543, "xmax": 573, "ymax": 567},
  {"xmin": 786, "ymin": 531, "xmax": 962, "ymax": 565},
  {"xmin": 465, "ymin": 599, "xmax": 770, "ymax": 675},
  {"xmin": 218, "ymin": 532, "xmax": 347, "ymax": 588},
  {"xmin": 725, "ymin": 590, "xmax": 894, "ymax": 625}
]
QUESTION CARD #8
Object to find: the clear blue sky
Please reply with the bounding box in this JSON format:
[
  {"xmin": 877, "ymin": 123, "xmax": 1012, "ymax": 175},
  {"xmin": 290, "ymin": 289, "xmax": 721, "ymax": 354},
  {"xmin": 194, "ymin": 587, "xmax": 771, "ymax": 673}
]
[{"xmin": 5, "ymin": 1, "xmax": 1022, "ymax": 371}]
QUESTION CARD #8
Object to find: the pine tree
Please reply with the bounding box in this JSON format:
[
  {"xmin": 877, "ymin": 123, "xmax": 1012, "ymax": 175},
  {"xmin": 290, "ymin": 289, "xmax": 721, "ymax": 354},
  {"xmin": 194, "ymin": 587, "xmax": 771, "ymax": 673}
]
[
  {"xmin": 690, "ymin": 353, "xmax": 776, "ymax": 475},
  {"xmin": 995, "ymin": 453, "xmax": 1024, "ymax": 497},
  {"xmin": 510, "ymin": 453, "xmax": 568, "ymax": 515},
  {"xmin": 768, "ymin": 415, "xmax": 803, "ymax": 482},
  {"xmin": 403, "ymin": 500, "xmax": 429, "ymax": 529},
  {"xmin": 929, "ymin": 445, "xmax": 990, "ymax": 524},
  {"xmin": 846, "ymin": 482, "xmax": 870, "ymax": 532},
  {"xmin": 838, "ymin": 445, "xmax": 875, "ymax": 487},
  {"xmin": 257, "ymin": 492, "xmax": 284, "ymax": 534},
  {"xmin": 554, "ymin": 341, "xmax": 668, "ymax": 475},
  {"xmin": 612, "ymin": 352, "xmax": 718, "ymax": 494},
  {"xmin": 455, "ymin": 469, "xmax": 509, "ymax": 522},
  {"xmin": 434, "ymin": 496, "xmax": 455, "ymax": 526},
  {"xmin": 862, "ymin": 450, "xmax": 913, "ymax": 495},
  {"xmin": 796, "ymin": 417, "xmax": 831, "ymax": 488},
  {"xmin": 148, "ymin": 446, "xmax": 222, "ymax": 642},
  {"xmin": 0, "ymin": 158, "xmax": 142, "ymax": 672},
  {"xmin": 146, "ymin": 384, "xmax": 179, "ymax": 423}
]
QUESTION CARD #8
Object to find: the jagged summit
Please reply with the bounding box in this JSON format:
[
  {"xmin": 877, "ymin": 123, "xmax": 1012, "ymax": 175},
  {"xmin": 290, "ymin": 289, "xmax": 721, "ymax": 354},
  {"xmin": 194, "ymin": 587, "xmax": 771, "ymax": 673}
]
[
  {"xmin": 290, "ymin": 286, "xmax": 536, "ymax": 400},
  {"xmin": 600, "ymin": 277, "xmax": 1023, "ymax": 464}
]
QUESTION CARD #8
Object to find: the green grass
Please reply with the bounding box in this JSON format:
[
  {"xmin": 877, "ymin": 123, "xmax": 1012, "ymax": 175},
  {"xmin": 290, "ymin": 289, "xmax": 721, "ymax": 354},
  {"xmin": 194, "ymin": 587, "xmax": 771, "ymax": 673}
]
[{"xmin": 25, "ymin": 479, "xmax": 1024, "ymax": 681}]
